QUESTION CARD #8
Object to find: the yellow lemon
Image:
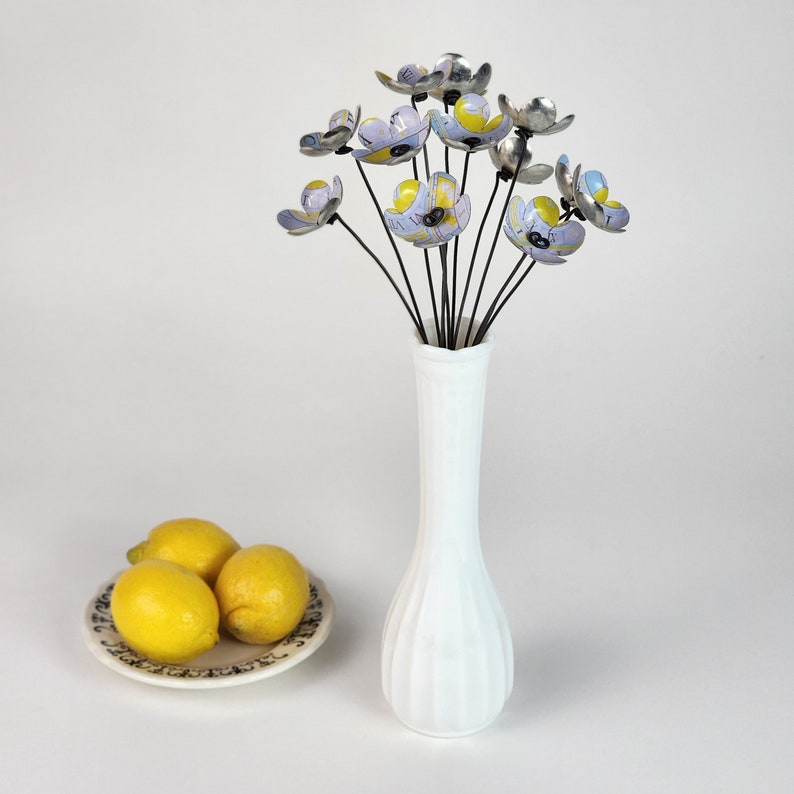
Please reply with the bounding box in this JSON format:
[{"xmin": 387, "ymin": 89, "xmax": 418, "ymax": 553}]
[
  {"xmin": 110, "ymin": 559, "xmax": 220, "ymax": 664},
  {"xmin": 214, "ymin": 544, "xmax": 310, "ymax": 645},
  {"xmin": 126, "ymin": 517, "xmax": 240, "ymax": 587}
]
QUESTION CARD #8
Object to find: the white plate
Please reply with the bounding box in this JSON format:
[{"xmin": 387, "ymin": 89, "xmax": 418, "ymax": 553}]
[{"xmin": 82, "ymin": 571, "xmax": 334, "ymax": 688}]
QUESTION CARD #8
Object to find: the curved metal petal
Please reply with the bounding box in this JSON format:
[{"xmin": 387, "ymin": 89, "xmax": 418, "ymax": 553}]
[
  {"xmin": 519, "ymin": 97, "xmax": 557, "ymax": 132},
  {"xmin": 431, "ymin": 117, "xmax": 490, "ymax": 151},
  {"xmin": 572, "ymin": 163, "xmax": 582, "ymax": 200},
  {"xmin": 431, "ymin": 56, "xmax": 454, "ymax": 81},
  {"xmin": 329, "ymin": 106, "xmax": 360, "ymax": 132},
  {"xmin": 533, "ymin": 250, "xmax": 567, "ymax": 264},
  {"xmin": 385, "ymin": 203, "xmax": 425, "ymax": 239},
  {"xmin": 498, "ymin": 94, "xmax": 519, "ymax": 124},
  {"xmin": 466, "ymin": 61, "xmax": 492, "ymax": 95},
  {"xmin": 429, "ymin": 171, "xmax": 458, "ymax": 210},
  {"xmin": 503, "ymin": 195, "xmax": 527, "ymax": 248},
  {"xmin": 576, "ymin": 191, "xmax": 629, "ymax": 232},
  {"xmin": 574, "ymin": 189, "xmax": 605, "ymax": 227},
  {"xmin": 479, "ymin": 112, "xmax": 512, "ymax": 140},
  {"xmin": 431, "ymin": 104, "xmax": 511, "ymax": 151},
  {"xmin": 395, "ymin": 178, "xmax": 427, "ymax": 212},
  {"xmin": 414, "ymin": 69, "xmax": 446, "ymax": 93},
  {"xmin": 321, "ymin": 126, "xmax": 353, "ymax": 149},
  {"xmin": 440, "ymin": 53, "xmax": 472, "ymax": 85},
  {"xmin": 389, "ymin": 105, "xmax": 422, "ymax": 133},
  {"xmin": 329, "ymin": 175, "xmax": 343, "ymax": 202},
  {"xmin": 489, "ymin": 136, "xmax": 533, "ymax": 174},
  {"xmin": 517, "ymin": 163, "xmax": 554, "ymax": 184},
  {"xmin": 299, "ymin": 132, "xmax": 328, "ymax": 156},
  {"xmin": 532, "ymin": 113, "xmax": 575, "ymax": 135},
  {"xmin": 317, "ymin": 197, "xmax": 341, "ymax": 227},
  {"xmin": 602, "ymin": 203, "xmax": 630, "ymax": 231},
  {"xmin": 547, "ymin": 220, "xmax": 586, "ymax": 257},
  {"xmin": 428, "ymin": 109, "xmax": 454, "ymax": 138},
  {"xmin": 385, "ymin": 179, "xmax": 433, "ymax": 245},
  {"xmin": 523, "ymin": 195, "xmax": 560, "ymax": 229},
  {"xmin": 357, "ymin": 117, "xmax": 392, "ymax": 147},
  {"xmin": 554, "ymin": 154, "xmax": 575, "ymax": 202},
  {"xmin": 375, "ymin": 71, "xmax": 414, "ymax": 95},
  {"xmin": 277, "ymin": 208, "xmax": 308, "ymax": 232},
  {"xmin": 301, "ymin": 108, "xmax": 359, "ymax": 155},
  {"xmin": 429, "ymin": 54, "xmax": 491, "ymax": 99}
]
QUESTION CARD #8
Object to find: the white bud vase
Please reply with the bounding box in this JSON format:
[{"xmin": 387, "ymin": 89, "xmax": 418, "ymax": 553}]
[{"xmin": 381, "ymin": 320, "xmax": 513, "ymax": 737}]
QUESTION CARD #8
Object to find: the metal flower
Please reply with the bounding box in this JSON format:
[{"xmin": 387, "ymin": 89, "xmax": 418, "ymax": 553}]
[
  {"xmin": 384, "ymin": 172, "xmax": 471, "ymax": 248},
  {"xmin": 351, "ymin": 106, "xmax": 430, "ymax": 166},
  {"xmin": 503, "ymin": 195, "xmax": 585, "ymax": 264},
  {"xmin": 498, "ymin": 95, "xmax": 574, "ymax": 136},
  {"xmin": 555, "ymin": 155, "xmax": 630, "ymax": 233},
  {"xmin": 428, "ymin": 93, "xmax": 512, "ymax": 152},
  {"xmin": 489, "ymin": 136, "xmax": 553, "ymax": 184},
  {"xmin": 277, "ymin": 177, "xmax": 342, "ymax": 235},
  {"xmin": 428, "ymin": 53, "xmax": 491, "ymax": 103},
  {"xmin": 375, "ymin": 62, "xmax": 452, "ymax": 99},
  {"xmin": 299, "ymin": 107, "xmax": 361, "ymax": 156}
]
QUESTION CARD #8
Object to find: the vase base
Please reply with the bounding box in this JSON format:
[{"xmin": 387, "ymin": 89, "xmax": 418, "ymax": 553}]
[{"xmin": 392, "ymin": 709, "xmax": 506, "ymax": 739}]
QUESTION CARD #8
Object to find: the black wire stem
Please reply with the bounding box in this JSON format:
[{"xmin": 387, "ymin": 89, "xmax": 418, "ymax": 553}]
[
  {"xmin": 355, "ymin": 160, "xmax": 425, "ymax": 337},
  {"xmin": 473, "ymin": 257, "xmax": 537, "ymax": 345},
  {"xmin": 472, "ymin": 252, "xmax": 528, "ymax": 344},
  {"xmin": 471, "ymin": 204, "xmax": 574, "ymax": 344},
  {"xmin": 333, "ymin": 214, "xmax": 428, "ymax": 343},
  {"xmin": 439, "ymin": 243, "xmax": 452, "ymax": 349},
  {"xmin": 422, "ymin": 140, "xmax": 431, "ymax": 182},
  {"xmin": 452, "ymin": 171, "xmax": 502, "ymax": 347},
  {"xmin": 449, "ymin": 150, "xmax": 471, "ymax": 346},
  {"xmin": 410, "ymin": 96, "xmax": 431, "ymax": 181},
  {"xmin": 423, "ymin": 247, "xmax": 442, "ymax": 346},
  {"xmin": 463, "ymin": 131, "xmax": 528, "ymax": 347}
]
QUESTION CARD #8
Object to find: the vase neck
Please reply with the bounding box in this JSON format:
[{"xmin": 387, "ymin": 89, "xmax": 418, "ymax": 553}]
[{"xmin": 412, "ymin": 338, "xmax": 492, "ymax": 543}]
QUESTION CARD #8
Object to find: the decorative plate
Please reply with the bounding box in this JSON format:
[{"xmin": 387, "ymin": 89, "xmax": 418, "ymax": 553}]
[{"xmin": 82, "ymin": 572, "xmax": 334, "ymax": 688}]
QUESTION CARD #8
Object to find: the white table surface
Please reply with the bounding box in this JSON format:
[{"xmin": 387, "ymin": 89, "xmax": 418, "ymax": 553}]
[{"xmin": 2, "ymin": 2, "xmax": 793, "ymax": 792}]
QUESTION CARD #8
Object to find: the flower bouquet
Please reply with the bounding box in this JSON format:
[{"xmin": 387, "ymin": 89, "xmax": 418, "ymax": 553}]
[
  {"xmin": 277, "ymin": 53, "xmax": 631, "ymax": 737},
  {"xmin": 278, "ymin": 53, "xmax": 629, "ymax": 350}
]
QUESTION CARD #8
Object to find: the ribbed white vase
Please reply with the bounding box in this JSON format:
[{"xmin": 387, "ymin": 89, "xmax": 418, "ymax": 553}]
[{"xmin": 381, "ymin": 320, "xmax": 513, "ymax": 737}]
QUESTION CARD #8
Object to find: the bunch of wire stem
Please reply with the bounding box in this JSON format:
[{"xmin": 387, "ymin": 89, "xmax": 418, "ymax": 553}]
[{"xmin": 329, "ymin": 119, "xmax": 544, "ymax": 349}]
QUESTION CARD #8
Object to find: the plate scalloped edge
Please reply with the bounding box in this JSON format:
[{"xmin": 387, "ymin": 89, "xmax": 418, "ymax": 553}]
[{"xmin": 82, "ymin": 571, "xmax": 335, "ymax": 689}]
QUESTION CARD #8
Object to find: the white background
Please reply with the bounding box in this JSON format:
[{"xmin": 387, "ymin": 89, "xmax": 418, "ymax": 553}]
[{"xmin": 2, "ymin": 1, "xmax": 793, "ymax": 791}]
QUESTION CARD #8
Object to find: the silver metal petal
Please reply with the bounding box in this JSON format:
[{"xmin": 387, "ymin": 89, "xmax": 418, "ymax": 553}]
[
  {"xmin": 517, "ymin": 163, "xmax": 554, "ymax": 184},
  {"xmin": 573, "ymin": 188, "xmax": 605, "ymax": 227},
  {"xmin": 429, "ymin": 54, "xmax": 491, "ymax": 99},
  {"xmin": 414, "ymin": 69, "xmax": 446, "ymax": 93},
  {"xmin": 572, "ymin": 163, "xmax": 582, "ymax": 199},
  {"xmin": 466, "ymin": 62, "xmax": 492, "ymax": 95},
  {"xmin": 441, "ymin": 137, "xmax": 473, "ymax": 152},
  {"xmin": 322, "ymin": 126, "xmax": 353, "ymax": 149},
  {"xmin": 489, "ymin": 136, "xmax": 534, "ymax": 174},
  {"xmin": 554, "ymin": 155, "xmax": 575, "ymax": 202},
  {"xmin": 441, "ymin": 53, "xmax": 472, "ymax": 85},
  {"xmin": 498, "ymin": 94, "xmax": 519, "ymax": 124},
  {"xmin": 317, "ymin": 197, "xmax": 341, "ymax": 227},
  {"xmin": 299, "ymin": 132, "xmax": 328, "ymax": 157},
  {"xmin": 375, "ymin": 68, "xmax": 419, "ymax": 95},
  {"xmin": 520, "ymin": 97, "xmax": 557, "ymax": 132},
  {"xmin": 532, "ymin": 113, "xmax": 575, "ymax": 135}
]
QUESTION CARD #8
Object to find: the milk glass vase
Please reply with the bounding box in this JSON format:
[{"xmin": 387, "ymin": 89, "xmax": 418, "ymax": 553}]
[{"xmin": 381, "ymin": 320, "xmax": 514, "ymax": 737}]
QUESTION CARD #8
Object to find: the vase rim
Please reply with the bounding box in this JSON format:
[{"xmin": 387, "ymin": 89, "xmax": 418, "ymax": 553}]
[{"xmin": 411, "ymin": 317, "xmax": 494, "ymax": 360}]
